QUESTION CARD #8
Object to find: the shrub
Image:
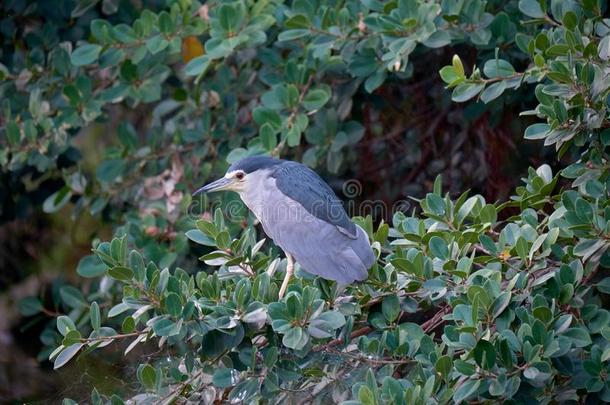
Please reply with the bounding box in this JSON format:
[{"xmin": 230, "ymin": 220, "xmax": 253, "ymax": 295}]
[{"xmin": 2, "ymin": 0, "xmax": 610, "ymax": 403}]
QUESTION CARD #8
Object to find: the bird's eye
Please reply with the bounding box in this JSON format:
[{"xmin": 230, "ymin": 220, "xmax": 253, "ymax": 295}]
[{"xmin": 235, "ymin": 172, "xmax": 245, "ymax": 180}]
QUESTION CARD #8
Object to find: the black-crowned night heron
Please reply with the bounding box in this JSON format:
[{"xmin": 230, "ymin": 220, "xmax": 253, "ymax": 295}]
[{"xmin": 193, "ymin": 156, "xmax": 375, "ymax": 298}]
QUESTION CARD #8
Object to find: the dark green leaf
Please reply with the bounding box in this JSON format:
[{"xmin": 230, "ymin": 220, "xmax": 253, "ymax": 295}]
[
  {"xmin": 382, "ymin": 294, "xmax": 400, "ymax": 323},
  {"xmin": 213, "ymin": 368, "xmax": 240, "ymax": 388}
]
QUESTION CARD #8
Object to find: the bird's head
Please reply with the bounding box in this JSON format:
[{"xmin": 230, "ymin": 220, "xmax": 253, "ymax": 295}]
[{"xmin": 193, "ymin": 155, "xmax": 283, "ymax": 195}]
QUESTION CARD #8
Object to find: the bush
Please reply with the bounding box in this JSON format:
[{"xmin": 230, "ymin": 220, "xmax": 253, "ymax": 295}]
[{"xmin": 3, "ymin": 0, "xmax": 610, "ymax": 403}]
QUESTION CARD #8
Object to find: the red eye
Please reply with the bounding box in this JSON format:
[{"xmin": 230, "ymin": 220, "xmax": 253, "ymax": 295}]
[{"xmin": 236, "ymin": 172, "xmax": 244, "ymax": 180}]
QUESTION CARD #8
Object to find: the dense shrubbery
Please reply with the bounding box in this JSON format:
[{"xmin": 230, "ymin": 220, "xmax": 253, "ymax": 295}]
[{"xmin": 2, "ymin": 0, "xmax": 610, "ymax": 403}]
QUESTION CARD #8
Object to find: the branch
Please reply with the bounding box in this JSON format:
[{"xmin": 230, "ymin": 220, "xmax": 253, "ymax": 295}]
[
  {"xmin": 80, "ymin": 330, "xmax": 148, "ymax": 343},
  {"xmin": 312, "ymin": 326, "xmax": 373, "ymax": 352},
  {"xmin": 159, "ymin": 369, "xmax": 204, "ymax": 405},
  {"xmin": 422, "ymin": 304, "xmax": 451, "ymax": 333}
]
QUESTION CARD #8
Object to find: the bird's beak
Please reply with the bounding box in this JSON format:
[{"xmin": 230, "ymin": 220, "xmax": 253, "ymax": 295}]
[{"xmin": 192, "ymin": 177, "xmax": 234, "ymax": 196}]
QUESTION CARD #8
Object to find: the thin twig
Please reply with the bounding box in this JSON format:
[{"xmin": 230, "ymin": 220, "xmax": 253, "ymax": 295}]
[
  {"xmin": 157, "ymin": 369, "xmax": 204, "ymax": 405},
  {"xmin": 80, "ymin": 330, "xmax": 148, "ymax": 343},
  {"xmin": 312, "ymin": 326, "xmax": 373, "ymax": 352}
]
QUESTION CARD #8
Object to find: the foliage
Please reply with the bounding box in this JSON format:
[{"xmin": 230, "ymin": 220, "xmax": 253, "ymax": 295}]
[{"xmin": 2, "ymin": 0, "xmax": 610, "ymax": 403}]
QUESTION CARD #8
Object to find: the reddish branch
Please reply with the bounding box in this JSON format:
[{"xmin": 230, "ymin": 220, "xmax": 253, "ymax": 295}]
[
  {"xmin": 421, "ymin": 304, "xmax": 451, "ymax": 333},
  {"xmin": 312, "ymin": 325, "xmax": 372, "ymax": 353}
]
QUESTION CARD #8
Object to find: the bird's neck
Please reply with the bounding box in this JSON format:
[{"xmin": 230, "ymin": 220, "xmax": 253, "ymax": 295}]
[{"xmin": 239, "ymin": 169, "xmax": 275, "ymax": 220}]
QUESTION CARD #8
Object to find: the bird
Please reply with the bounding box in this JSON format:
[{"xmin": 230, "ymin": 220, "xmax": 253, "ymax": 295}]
[{"xmin": 193, "ymin": 155, "xmax": 375, "ymax": 298}]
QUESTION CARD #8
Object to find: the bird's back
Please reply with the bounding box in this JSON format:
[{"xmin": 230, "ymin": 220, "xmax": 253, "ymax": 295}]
[{"xmin": 272, "ymin": 161, "xmax": 358, "ymax": 238}]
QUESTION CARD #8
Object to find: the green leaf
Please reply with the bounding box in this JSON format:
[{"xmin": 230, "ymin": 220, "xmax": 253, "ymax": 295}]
[
  {"xmin": 57, "ymin": 315, "xmax": 76, "ymax": 336},
  {"xmin": 107, "ymin": 266, "xmax": 134, "ymax": 281},
  {"xmin": 358, "ymin": 386, "xmax": 375, "ymax": 405},
  {"xmin": 228, "ymin": 379, "xmax": 260, "ymax": 403},
  {"xmin": 60, "ymin": 285, "xmax": 87, "ymax": 309},
  {"xmin": 153, "ymin": 318, "xmax": 181, "ymax": 336},
  {"xmin": 138, "ymin": 364, "xmax": 157, "ymax": 389},
  {"xmin": 423, "ymin": 30, "xmax": 451, "ymax": 48},
  {"xmin": 96, "ymin": 159, "xmax": 127, "ymax": 183},
  {"xmin": 145, "ymin": 35, "xmax": 168, "ymax": 55},
  {"xmin": 283, "ymin": 326, "xmax": 308, "ymax": 350},
  {"xmin": 364, "ymin": 70, "xmax": 386, "ymax": 93},
  {"xmin": 71, "ymin": 44, "xmax": 102, "ymax": 66},
  {"xmin": 562, "ymin": 327, "xmax": 592, "ymax": 348},
  {"xmin": 253, "ymin": 107, "xmax": 281, "ymax": 130},
  {"xmin": 278, "ymin": 29, "xmax": 310, "ymax": 41},
  {"xmin": 562, "ymin": 11, "xmax": 578, "ymax": 30},
  {"xmin": 185, "ymin": 229, "xmax": 216, "ymax": 246},
  {"xmin": 213, "ymin": 368, "xmax": 240, "ymax": 388},
  {"xmin": 429, "ymin": 236, "xmax": 449, "ymax": 259},
  {"xmin": 473, "ymin": 339, "xmax": 496, "ymax": 369},
  {"xmin": 260, "ymin": 123, "xmax": 277, "ymax": 151},
  {"xmin": 215, "ymin": 230, "xmax": 231, "ymax": 250},
  {"xmin": 165, "ymin": 292, "xmax": 182, "ymax": 317},
  {"xmin": 382, "ymin": 294, "xmax": 400, "ymax": 323},
  {"xmin": 303, "ymin": 88, "xmax": 331, "ymax": 111},
  {"xmin": 426, "ymin": 193, "xmax": 446, "ymax": 215},
  {"xmin": 43, "ymin": 188, "xmax": 72, "ymax": 213},
  {"xmin": 108, "ymin": 303, "xmax": 129, "ymax": 318},
  {"xmin": 122, "ymin": 316, "xmax": 135, "ymax": 333},
  {"xmin": 519, "ymin": 0, "xmax": 545, "ymax": 18},
  {"xmin": 483, "ymin": 59, "xmax": 515, "ymax": 78},
  {"xmin": 158, "ymin": 11, "xmax": 173, "ymax": 34},
  {"xmin": 453, "ymin": 380, "xmax": 480, "ymax": 403},
  {"xmin": 113, "ymin": 24, "xmax": 137, "ymax": 44},
  {"xmin": 218, "ymin": 4, "xmax": 243, "ymax": 33},
  {"xmin": 479, "ymin": 204, "xmax": 497, "ymax": 224},
  {"xmin": 439, "ymin": 66, "xmax": 461, "ymax": 85},
  {"xmin": 5, "ymin": 121, "xmax": 21, "ymax": 145},
  {"xmin": 524, "ymin": 123, "xmax": 550, "ymax": 140},
  {"xmin": 185, "ymin": 55, "xmax": 211, "ymax": 76},
  {"xmin": 90, "ymin": 302, "xmax": 101, "ymax": 331},
  {"xmin": 72, "ymin": 0, "xmax": 98, "ymax": 17},
  {"xmin": 597, "ymin": 278, "xmax": 610, "ymax": 294},
  {"xmin": 479, "ymin": 81, "xmax": 506, "ymax": 103},
  {"xmin": 77, "ymin": 255, "xmax": 106, "ymax": 278},
  {"xmin": 54, "ymin": 343, "xmax": 83, "ymax": 369},
  {"xmin": 452, "ymin": 55, "xmax": 465, "ymax": 76},
  {"xmin": 435, "ymin": 355, "xmax": 453, "ymax": 380},
  {"xmin": 18, "ymin": 297, "xmax": 43, "ymax": 316},
  {"xmin": 285, "ymin": 14, "xmax": 311, "ymax": 29},
  {"xmin": 452, "ymin": 83, "xmax": 485, "ymax": 102},
  {"xmin": 152, "ymin": 318, "xmax": 181, "ymax": 337},
  {"xmin": 457, "ymin": 196, "xmax": 478, "ymax": 224}
]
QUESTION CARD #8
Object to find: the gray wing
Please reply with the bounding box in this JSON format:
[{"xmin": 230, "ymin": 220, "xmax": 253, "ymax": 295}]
[
  {"xmin": 272, "ymin": 162, "xmax": 357, "ymax": 238},
  {"xmin": 269, "ymin": 208, "xmax": 374, "ymax": 285}
]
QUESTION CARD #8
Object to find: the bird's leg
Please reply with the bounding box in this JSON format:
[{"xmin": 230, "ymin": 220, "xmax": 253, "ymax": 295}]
[{"xmin": 279, "ymin": 253, "xmax": 294, "ymax": 299}]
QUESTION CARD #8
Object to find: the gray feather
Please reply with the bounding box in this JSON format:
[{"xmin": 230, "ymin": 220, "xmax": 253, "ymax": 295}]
[
  {"xmin": 263, "ymin": 199, "xmax": 373, "ymax": 284},
  {"xmin": 272, "ymin": 161, "xmax": 357, "ymax": 238}
]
